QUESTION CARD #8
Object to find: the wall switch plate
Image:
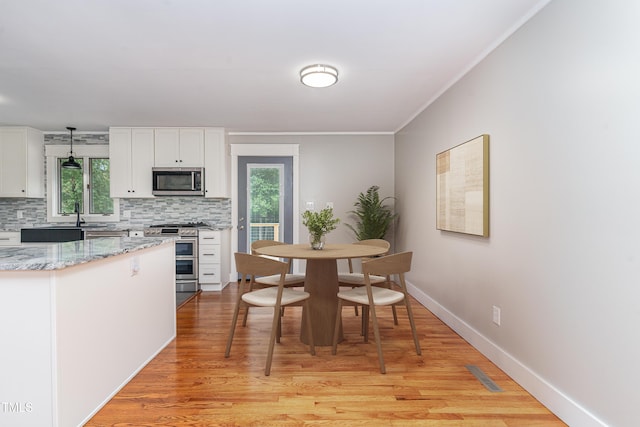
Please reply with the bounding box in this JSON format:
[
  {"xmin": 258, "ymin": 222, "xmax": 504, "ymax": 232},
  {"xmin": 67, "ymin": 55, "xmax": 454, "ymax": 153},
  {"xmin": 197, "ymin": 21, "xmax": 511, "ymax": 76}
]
[
  {"xmin": 305, "ymin": 201, "xmax": 315, "ymax": 211},
  {"xmin": 492, "ymin": 305, "xmax": 501, "ymax": 326},
  {"xmin": 325, "ymin": 201, "xmax": 334, "ymax": 209},
  {"xmin": 17, "ymin": 210, "xmax": 24, "ymax": 219}
]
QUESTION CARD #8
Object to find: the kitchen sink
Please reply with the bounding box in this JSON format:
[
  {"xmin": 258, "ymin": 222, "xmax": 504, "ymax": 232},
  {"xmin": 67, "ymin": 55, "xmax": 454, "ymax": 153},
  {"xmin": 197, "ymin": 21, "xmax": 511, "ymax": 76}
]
[
  {"xmin": 21, "ymin": 227, "xmax": 85, "ymax": 243},
  {"xmin": 20, "ymin": 226, "xmax": 130, "ymax": 242}
]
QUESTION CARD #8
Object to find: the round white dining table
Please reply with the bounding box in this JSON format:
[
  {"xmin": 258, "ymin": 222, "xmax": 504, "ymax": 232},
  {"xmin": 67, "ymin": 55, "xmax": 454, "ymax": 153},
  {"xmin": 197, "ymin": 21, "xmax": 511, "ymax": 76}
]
[{"xmin": 253, "ymin": 243, "xmax": 388, "ymax": 345}]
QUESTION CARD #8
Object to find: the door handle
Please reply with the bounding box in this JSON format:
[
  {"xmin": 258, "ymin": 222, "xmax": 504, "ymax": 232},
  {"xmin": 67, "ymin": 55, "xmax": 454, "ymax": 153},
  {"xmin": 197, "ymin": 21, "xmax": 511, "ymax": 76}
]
[{"xmin": 238, "ymin": 225, "xmax": 245, "ymax": 230}]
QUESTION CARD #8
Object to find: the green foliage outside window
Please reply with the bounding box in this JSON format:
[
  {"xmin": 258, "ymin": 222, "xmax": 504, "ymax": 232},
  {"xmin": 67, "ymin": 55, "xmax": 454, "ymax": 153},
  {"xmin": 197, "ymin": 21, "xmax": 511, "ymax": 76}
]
[
  {"xmin": 58, "ymin": 157, "xmax": 114, "ymax": 215},
  {"xmin": 90, "ymin": 159, "xmax": 113, "ymax": 214},
  {"xmin": 59, "ymin": 158, "xmax": 83, "ymax": 214},
  {"xmin": 250, "ymin": 168, "xmax": 280, "ymax": 223}
]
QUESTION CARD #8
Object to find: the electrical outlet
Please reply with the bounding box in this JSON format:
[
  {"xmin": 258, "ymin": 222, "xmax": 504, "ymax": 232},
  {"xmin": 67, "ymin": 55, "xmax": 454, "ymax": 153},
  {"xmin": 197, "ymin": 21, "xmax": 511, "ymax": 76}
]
[
  {"xmin": 123, "ymin": 210, "xmax": 131, "ymax": 218},
  {"xmin": 17, "ymin": 210, "xmax": 24, "ymax": 219},
  {"xmin": 130, "ymin": 256, "xmax": 140, "ymax": 276},
  {"xmin": 492, "ymin": 306, "xmax": 501, "ymax": 326},
  {"xmin": 305, "ymin": 201, "xmax": 315, "ymax": 211},
  {"xmin": 326, "ymin": 201, "xmax": 334, "ymax": 209}
]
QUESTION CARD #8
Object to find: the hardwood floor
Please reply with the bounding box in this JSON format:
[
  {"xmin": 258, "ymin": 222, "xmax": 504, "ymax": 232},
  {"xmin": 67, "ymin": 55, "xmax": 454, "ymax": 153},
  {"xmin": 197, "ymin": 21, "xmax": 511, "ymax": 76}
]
[{"xmin": 87, "ymin": 285, "xmax": 566, "ymax": 426}]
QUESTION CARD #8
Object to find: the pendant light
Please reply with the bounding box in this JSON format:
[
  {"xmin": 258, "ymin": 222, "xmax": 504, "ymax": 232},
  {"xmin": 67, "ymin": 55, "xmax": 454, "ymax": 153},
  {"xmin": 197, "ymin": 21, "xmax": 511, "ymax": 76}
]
[{"xmin": 62, "ymin": 126, "xmax": 81, "ymax": 169}]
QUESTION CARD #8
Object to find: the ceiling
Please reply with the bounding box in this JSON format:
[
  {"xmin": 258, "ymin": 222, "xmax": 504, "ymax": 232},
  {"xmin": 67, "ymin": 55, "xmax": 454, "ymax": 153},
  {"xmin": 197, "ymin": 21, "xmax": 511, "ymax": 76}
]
[{"xmin": 0, "ymin": 0, "xmax": 550, "ymax": 133}]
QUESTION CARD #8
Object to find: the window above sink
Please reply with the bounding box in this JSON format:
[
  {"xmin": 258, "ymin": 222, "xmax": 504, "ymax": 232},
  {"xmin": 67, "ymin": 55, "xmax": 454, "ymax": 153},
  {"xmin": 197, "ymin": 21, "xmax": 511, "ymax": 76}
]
[{"xmin": 45, "ymin": 144, "xmax": 120, "ymax": 224}]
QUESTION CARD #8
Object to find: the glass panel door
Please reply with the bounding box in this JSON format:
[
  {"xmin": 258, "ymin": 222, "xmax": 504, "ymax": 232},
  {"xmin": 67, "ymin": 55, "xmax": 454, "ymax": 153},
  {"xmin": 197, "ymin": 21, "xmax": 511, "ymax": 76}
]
[
  {"xmin": 238, "ymin": 156, "xmax": 293, "ymax": 254},
  {"xmin": 248, "ymin": 164, "xmax": 284, "ymax": 245}
]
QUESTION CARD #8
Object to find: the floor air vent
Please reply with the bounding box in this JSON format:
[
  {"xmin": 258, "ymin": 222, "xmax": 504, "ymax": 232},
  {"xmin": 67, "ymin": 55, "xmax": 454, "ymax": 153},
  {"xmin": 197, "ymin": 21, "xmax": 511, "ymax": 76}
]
[{"xmin": 465, "ymin": 365, "xmax": 503, "ymax": 392}]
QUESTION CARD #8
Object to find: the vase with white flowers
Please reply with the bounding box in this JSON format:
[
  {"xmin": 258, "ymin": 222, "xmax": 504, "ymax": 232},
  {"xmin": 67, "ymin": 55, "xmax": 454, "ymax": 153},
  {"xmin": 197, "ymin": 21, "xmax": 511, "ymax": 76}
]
[{"xmin": 302, "ymin": 207, "xmax": 340, "ymax": 250}]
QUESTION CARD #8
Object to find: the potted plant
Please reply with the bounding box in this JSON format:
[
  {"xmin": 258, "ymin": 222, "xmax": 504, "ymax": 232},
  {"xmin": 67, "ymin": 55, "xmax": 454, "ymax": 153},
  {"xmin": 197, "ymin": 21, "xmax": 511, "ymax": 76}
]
[
  {"xmin": 302, "ymin": 207, "xmax": 340, "ymax": 250},
  {"xmin": 345, "ymin": 185, "xmax": 398, "ymax": 240}
]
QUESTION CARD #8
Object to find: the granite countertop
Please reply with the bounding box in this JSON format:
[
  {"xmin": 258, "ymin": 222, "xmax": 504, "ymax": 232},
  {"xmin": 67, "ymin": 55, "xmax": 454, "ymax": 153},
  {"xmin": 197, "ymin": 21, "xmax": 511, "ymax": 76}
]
[{"xmin": 0, "ymin": 237, "xmax": 176, "ymax": 271}]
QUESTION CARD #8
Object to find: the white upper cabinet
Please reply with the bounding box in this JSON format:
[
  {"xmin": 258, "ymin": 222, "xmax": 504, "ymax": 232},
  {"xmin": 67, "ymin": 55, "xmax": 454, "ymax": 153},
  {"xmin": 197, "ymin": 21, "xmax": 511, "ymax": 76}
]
[
  {"xmin": 204, "ymin": 128, "xmax": 228, "ymax": 198},
  {"xmin": 154, "ymin": 128, "xmax": 204, "ymax": 167},
  {"xmin": 0, "ymin": 127, "xmax": 44, "ymax": 198},
  {"xmin": 109, "ymin": 127, "xmax": 155, "ymax": 198},
  {"xmin": 109, "ymin": 126, "xmax": 226, "ymax": 198}
]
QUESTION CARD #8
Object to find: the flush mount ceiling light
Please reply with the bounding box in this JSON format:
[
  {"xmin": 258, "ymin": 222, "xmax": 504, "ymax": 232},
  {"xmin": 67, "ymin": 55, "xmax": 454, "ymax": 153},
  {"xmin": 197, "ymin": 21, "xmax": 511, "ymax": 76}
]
[
  {"xmin": 62, "ymin": 126, "xmax": 82, "ymax": 169},
  {"xmin": 300, "ymin": 64, "xmax": 338, "ymax": 88}
]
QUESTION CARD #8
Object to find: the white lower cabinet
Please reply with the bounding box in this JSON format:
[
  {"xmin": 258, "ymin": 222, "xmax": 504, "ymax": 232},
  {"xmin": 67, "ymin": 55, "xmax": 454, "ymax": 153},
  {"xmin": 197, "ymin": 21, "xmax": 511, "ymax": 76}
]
[
  {"xmin": 199, "ymin": 229, "xmax": 230, "ymax": 291},
  {"xmin": 0, "ymin": 232, "xmax": 20, "ymax": 246}
]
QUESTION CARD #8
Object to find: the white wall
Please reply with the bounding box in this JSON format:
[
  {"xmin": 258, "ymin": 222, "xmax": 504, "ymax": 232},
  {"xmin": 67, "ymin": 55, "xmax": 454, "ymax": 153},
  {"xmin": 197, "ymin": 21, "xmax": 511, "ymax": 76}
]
[
  {"xmin": 395, "ymin": 1, "xmax": 640, "ymax": 426},
  {"xmin": 228, "ymin": 133, "xmax": 395, "ymax": 250}
]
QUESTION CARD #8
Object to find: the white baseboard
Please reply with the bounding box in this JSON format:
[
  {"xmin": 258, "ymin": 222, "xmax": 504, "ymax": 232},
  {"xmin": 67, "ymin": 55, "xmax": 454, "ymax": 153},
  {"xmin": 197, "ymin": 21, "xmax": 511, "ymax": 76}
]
[
  {"xmin": 200, "ymin": 282, "xmax": 228, "ymax": 292},
  {"xmin": 406, "ymin": 281, "xmax": 608, "ymax": 427}
]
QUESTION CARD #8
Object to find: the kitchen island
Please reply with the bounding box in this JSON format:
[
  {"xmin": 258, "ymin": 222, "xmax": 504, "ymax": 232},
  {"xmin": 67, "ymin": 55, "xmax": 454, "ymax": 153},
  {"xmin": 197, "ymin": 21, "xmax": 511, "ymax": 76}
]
[{"xmin": 0, "ymin": 237, "xmax": 176, "ymax": 427}]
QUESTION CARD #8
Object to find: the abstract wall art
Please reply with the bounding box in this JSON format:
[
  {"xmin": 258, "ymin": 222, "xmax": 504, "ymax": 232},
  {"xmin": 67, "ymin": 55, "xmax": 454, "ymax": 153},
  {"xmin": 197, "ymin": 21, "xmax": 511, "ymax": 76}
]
[{"xmin": 436, "ymin": 134, "xmax": 489, "ymax": 237}]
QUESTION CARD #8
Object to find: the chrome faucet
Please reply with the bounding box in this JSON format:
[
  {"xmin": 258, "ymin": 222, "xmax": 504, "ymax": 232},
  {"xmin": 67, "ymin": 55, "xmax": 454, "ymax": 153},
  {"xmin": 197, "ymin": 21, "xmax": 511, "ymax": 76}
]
[{"xmin": 74, "ymin": 202, "xmax": 85, "ymax": 227}]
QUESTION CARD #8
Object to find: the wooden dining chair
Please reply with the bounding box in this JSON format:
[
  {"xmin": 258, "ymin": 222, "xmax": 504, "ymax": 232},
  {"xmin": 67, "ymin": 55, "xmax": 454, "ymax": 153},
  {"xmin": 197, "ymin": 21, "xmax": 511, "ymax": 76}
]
[
  {"xmin": 332, "ymin": 251, "xmax": 421, "ymax": 374},
  {"xmin": 245, "ymin": 240, "xmax": 306, "ymax": 324},
  {"xmin": 337, "ymin": 239, "xmax": 398, "ymax": 325},
  {"xmin": 225, "ymin": 252, "xmax": 315, "ymax": 376},
  {"xmin": 250, "ymin": 240, "xmax": 305, "ymax": 288}
]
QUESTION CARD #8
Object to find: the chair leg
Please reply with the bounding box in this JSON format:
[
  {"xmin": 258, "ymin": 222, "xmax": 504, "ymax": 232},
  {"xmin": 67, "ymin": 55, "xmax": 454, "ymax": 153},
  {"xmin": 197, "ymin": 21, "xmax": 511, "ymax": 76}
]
[
  {"xmin": 225, "ymin": 299, "xmax": 243, "ymax": 358},
  {"xmin": 304, "ymin": 300, "xmax": 316, "ymax": 356},
  {"xmin": 353, "ymin": 286, "xmax": 359, "ymax": 316},
  {"xmin": 368, "ymin": 304, "xmax": 386, "ymax": 374},
  {"xmin": 331, "ymin": 300, "xmax": 344, "ymax": 355},
  {"xmin": 404, "ymin": 298, "xmax": 422, "ymax": 355},
  {"xmin": 242, "ymin": 307, "xmax": 249, "ymax": 326},
  {"xmin": 276, "ymin": 314, "xmax": 282, "ymax": 343},
  {"xmin": 238, "ymin": 282, "xmax": 253, "ymax": 327},
  {"xmin": 264, "ymin": 304, "xmax": 282, "ymax": 376},
  {"xmin": 362, "ymin": 306, "xmax": 369, "ymax": 343},
  {"xmin": 241, "ymin": 280, "xmax": 254, "ymax": 327},
  {"xmin": 386, "ymin": 278, "xmax": 399, "ymax": 325}
]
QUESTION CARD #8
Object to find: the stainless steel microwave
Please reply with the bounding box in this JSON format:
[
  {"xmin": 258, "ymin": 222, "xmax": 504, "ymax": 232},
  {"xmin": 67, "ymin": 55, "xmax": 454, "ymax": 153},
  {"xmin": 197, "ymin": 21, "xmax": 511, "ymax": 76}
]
[{"xmin": 152, "ymin": 167, "xmax": 204, "ymax": 196}]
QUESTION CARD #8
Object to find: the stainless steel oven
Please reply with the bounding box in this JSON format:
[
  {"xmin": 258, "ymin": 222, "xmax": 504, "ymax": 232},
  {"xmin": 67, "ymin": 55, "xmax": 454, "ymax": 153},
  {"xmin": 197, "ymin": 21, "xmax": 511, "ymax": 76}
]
[
  {"xmin": 144, "ymin": 223, "xmax": 208, "ymax": 293},
  {"xmin": 175, "ymin": 236, "xmax": 197, "ymax": 282}
]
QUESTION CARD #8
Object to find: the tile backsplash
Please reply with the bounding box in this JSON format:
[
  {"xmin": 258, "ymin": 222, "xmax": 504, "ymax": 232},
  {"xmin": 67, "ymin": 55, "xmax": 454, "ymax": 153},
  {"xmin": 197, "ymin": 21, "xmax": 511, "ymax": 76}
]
[{"xmin": 0, "ymin": 132, "xmax": 231, "ymax": 230}]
